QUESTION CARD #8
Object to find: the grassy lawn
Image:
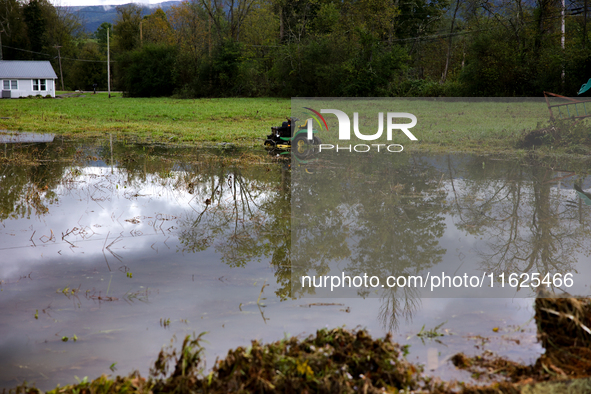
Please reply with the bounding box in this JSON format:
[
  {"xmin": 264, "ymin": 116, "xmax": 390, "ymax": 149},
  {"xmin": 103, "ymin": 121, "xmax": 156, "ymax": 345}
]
[
  {"xmin": 292, "ymin": 98, "xmax": 555, "ymax": 154},
  {"xmin": 0, "ymin": 94, "xmax": 290, "ymax": 147},
  {"xmin": 0, "ymin": 94, "xmax": 574, "ymax": 154}
]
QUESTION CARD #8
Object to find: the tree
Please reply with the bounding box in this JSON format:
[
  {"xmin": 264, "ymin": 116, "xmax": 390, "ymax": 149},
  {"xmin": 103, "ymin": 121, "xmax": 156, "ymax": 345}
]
[
  {"xmin": 113, "ymin": 3, "xmax": 142, "ymax": 52},
  {"xmin": 441, "ymin": 0, "xmax": 461, "ymax": 83},
  {"xmin": 0, "ymin": 0, "xmax": 28, "ymax": 60},
  {"xmin": 44, "ymin": 2, "xmax": 82, "ymax": 87},
  {"xmin": 23, "ymin": 0, "xmax": 47, "ymax": 59},
  {"xmin": 168, "ymin": 1, "xmax": 211, "ymax": 96},
  {"xmin": 169, "ymin": 0, "xmax": 209, "ymax": 53},
  {"xmin": 94, "ymin": 22, "xmax": 112, "ymax": 47},
  {"xmin": 142, "ymin": 8, "xmax": 174, "ymax": 45},
  {"xmin": 121, "ymin": 43, "xmax": 177, "ymax": 97},
  {"xmin": 199, "ymin": 0, "xmax": 257, "ymax": 41},
  {"xmin": 69, "ymin": 42, "xmax": 106, "ymax": 91}
]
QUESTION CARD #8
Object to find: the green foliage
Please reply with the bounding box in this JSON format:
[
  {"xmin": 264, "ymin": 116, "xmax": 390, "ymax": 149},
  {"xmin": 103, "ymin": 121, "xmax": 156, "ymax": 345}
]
[
  {"xmin": 120, "ymin": 44, "xmax": 177, "ymax": 97},
  {"xmin": 309, "ymin": 2, "xmax": 340, "ymax": 35},
  {"xmin": 394, "ymin": 0, "xmax": 449, "ymax": 40},
  {"xmin": 339, "ymin": 33, "xmax": 409, "ymax": 96},
  {"xmin": 0, "ymin": 0, "xmax": 29, "ymax": 60},
  {"xmin": 113, "ymin": 4, "xmax": 142, "ymax": 52},
  {"xmin": 210, "ymin": 39, "xmax": 243, "ymax": 95},
  {"xmin": 460, "ymin": 29, "xmax": 532, "ymax": 96},
  {"xmin": 22, "ymin": 0, "xmax": 47, "ymax": 58},
  {"xmin": 270, "ymin": 39, "xmax": 337, "ymax": 96},
  {"xmin": 94, "ymin": 22, "xmax": 112, "ymax": 46},
  {"xmin": 392, "ymin": 79, "xmax": 462, "ymax": 96},
  {"xmin": 5, "ymin": 0, "xmax": 591, "ymax": 97},
  {"xmin": 68, "ymin": 42, "xmax": 107, "ymax": 91},
  {"xmin": 270, "ymin": 33, "xmax": 409, "ymax": 97}
]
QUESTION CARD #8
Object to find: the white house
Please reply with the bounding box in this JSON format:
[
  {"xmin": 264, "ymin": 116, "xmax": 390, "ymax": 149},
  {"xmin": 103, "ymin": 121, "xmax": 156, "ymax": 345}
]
[{"xmin": 0, "ymin": 60, "xmax": 58, "ymax": 98}]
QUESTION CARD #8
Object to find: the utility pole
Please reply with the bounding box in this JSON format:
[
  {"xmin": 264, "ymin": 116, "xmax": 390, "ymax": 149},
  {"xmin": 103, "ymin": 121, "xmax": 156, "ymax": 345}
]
[
  {"xmin": 585, "ymin": 0, "xmax": 588, "ymax": 48},
  {"xmin": 140, "ymin": 20, "xmax": 143, "ymax": 45},
  {"xmin": 107, "ymin": 27, "xmax": 111, "ymax": 99},
  {"xmin": 0, "ymin": 30, "xmax": 4, "ymax": 60},
  {"xmin": 208, "ymin": 0, "xmax": 212, "ymax": 56},
  {"xmin": 279, "ymin": 8, "xmax": 283, "ymax": 42},
  {"xmin": 54, "ymin": 45, "xmax": 64, "ymax": 91},
  {"xmin": 441, "ymin": 0, "xmax": 460, "ymax": 84},
  {"xmin": 561, "ymin": 0, "xmax": 565, "ymax": 88}
]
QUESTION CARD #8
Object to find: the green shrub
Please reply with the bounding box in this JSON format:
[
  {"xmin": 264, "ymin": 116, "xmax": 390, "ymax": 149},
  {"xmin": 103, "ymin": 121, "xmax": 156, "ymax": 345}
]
[{"xmin": 120, "ymin": 44, "xmax": 178, "ymax": 97}]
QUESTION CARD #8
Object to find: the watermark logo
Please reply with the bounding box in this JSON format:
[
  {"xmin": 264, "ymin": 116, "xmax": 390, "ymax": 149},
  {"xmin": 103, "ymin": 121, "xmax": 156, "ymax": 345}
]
[
  {"xmin": 303, "ymin": 107, "xmax": 329, "ymax": 134},
  {"xmin": 302, "ymin": 108, "xmax": 417, "ymax": 153}
]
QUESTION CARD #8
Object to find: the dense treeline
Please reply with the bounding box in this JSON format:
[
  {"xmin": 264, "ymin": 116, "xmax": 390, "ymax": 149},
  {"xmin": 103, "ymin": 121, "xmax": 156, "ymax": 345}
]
[
  {"xmin": 1, "ymin": 0, "xmax": 591, "ymax": 96},
  {"xmin": 0, "ymin": 0, "xmax": 82, "ymax": 90}
]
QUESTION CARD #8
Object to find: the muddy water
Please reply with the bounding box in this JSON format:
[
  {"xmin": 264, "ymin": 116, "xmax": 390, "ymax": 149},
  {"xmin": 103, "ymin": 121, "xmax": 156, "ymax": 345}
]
[{"xmin": 1, "ymin": 139, "xmax": 590, "ymax": 389}]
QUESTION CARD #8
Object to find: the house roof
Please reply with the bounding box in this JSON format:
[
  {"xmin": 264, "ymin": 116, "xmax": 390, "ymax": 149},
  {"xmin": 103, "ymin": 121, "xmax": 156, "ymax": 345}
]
[{"xmin": 0, "ymin": 61, "xmax": 58, "ymax": 79}]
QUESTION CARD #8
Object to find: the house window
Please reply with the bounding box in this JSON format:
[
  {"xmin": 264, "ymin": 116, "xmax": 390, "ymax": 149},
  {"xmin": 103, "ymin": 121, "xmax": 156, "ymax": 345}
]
[
  {"xmin": 3, "ymin": 80, "xmax": 17, "ymax": 90},
  {"xmin": 33, "ymin": 79, "xmax": 46, "ymax": 91}
]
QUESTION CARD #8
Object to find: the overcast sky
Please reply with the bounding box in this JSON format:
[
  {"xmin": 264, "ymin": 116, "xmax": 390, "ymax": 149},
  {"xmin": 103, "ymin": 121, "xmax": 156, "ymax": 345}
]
[{"xmin": 50, "ymin": 0, "xmax": 163, "ymax": 7}]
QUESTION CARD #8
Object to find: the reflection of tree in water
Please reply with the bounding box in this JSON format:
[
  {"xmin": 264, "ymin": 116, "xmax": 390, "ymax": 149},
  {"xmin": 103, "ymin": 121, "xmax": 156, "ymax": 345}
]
[
  {"xmin": 378, "ymin": 286, "xmax": 422, "ymax": 331},
  {"xmin": 108, "ymin": 143, "xmax": 189, "ymax": 187},
  {"xmin": 447, "ymin": 156, "xmax": 591, "ymax": 281},
  {"xmin": 349, "ymin": 156, "xmax": 447, "ymax": 330},
  {"xmin": 0, "ymin": 140, "xmax": 173, "ymax": 221},
  {"xmin": 177, "ymin": 162, "xmax": 293, "ymax": 300},
  {"xmin": 2, "ymin": 142, "xmax": 296, "ymax": 299},
  {"xmin": 0, "ymin": 143, "xmax": 76, "ymax": 220},
  {"xmin": 292, "ymin": 154, "xmax": 448, "ymax": 330}
]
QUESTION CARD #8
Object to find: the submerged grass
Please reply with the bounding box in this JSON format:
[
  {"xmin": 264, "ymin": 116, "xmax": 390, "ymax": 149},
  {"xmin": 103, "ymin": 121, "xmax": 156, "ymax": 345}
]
[
  {"xmin": 7, "ymin": 313, "xmax": 591, "ymax": 394},
  {"xmin": 3, "ymin": 95, "xmax": 585, "ymax": 156},
  {"xmin": 5, "ymin": 328, "xmax": 447, "ymax": 394}
]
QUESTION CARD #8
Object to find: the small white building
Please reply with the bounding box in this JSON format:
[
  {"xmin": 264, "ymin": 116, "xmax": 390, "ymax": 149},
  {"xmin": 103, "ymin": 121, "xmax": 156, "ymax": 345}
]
[{"xmin": 0, "ymin": 60, "xmax": 58, "ymax": 98}]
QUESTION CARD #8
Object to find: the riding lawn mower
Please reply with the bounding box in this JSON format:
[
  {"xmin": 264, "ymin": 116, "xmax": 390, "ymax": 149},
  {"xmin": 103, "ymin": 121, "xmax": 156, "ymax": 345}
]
[{"xmin": 264, "ymin": 117, "xmax": 322, "ymax": 156}]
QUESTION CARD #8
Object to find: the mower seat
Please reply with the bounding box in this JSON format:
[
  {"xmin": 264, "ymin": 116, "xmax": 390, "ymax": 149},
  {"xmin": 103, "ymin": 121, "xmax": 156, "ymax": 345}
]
[{"xmin": 299, "ymin": 119, "xmax": 310, "ymax": 129}]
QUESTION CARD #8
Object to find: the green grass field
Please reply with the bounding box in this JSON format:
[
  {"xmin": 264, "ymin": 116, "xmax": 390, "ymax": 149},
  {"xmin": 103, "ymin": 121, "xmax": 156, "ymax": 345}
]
[
  {"xmin": 0, "ymin": 94, "xmax": 290, "ymax": 147},
  {"xmin": 0, "ymin": 94, "xmax": 569, "ymax": 153},
  {"xmin": 292, "ymin": 98, "xmax": 553, "ymax": 153}
]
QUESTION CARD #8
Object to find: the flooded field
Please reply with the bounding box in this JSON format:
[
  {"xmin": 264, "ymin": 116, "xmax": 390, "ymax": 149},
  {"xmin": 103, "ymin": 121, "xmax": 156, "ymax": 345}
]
[{"xmin": 1, "ymin": 136, "xmax": 590, "ymax": 390}]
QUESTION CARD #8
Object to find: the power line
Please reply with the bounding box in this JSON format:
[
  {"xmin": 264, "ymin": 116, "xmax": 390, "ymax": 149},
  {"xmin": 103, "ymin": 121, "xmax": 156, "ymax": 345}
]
[
  {"xmin": 389, "ymin": 28, "xmax": 488, "ymax": 42},
  {"xmin": 1, "ymin": 44, "xmax": 113, "ymax": 63}
]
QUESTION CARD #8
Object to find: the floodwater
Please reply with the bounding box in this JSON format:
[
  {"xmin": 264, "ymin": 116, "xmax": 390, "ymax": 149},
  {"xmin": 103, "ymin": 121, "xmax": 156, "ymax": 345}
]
[
  {"xmin": 1, "ymin": 137, "xmax": 590, "ymax": 390},
  {"xmin": 0, "ymin": 131, "xmax": 55, "ymax": 144}
]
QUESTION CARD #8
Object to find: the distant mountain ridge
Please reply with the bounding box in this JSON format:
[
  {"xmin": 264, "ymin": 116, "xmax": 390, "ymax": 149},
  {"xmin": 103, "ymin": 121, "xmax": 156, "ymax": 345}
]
[{"xmin": 63, "ymin": 1, "xmax": 183, "ymax": 33}]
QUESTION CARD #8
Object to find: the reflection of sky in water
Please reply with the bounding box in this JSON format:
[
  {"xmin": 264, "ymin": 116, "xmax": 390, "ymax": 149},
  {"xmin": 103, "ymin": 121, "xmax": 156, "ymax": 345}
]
[
  {"xmin": 293, "ymin": 155, "xmax": 591, "ymax": 298},
  {"xmin": 435, "ymin": 178, "xmax": 591, "ymax": 297},
  {"xmin": 0, "ymin": 164, "xmax": 286, "ymax": 388},
  {"xmin": 3, "ymin": 155, "xmax": 586, "ymax": 389},
  {"xmin": 2, "ymin": 168, "xmax": 196, "ymax": 277}
]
